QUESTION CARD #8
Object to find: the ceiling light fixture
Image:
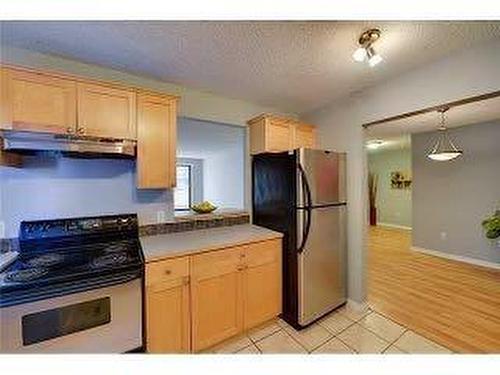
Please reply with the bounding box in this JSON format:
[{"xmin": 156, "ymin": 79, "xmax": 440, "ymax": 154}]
[
  {"xmin": 427, "ymin": 108, "xmax": 463, "ymax": 161},
  {"xmin": 366, "ymin": 139, "xmax": 385, "ymax": 150},
  {"xmin": 353, "ymin": 28, "xmax": 383, "ymax": 67}
]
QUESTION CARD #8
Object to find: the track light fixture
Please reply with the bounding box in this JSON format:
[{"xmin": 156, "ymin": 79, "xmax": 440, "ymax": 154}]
[{"xmin": 353, "ymin": 28, "xmax": 383, "ymax": 67}]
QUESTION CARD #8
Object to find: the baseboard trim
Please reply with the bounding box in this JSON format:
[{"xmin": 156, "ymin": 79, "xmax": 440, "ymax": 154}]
[
  {"xmin": 377, "ymin": 222, "xmax": 412, "ymax": 231},
  {"xmin": 410, "ymin": 246, "xmax": 500, "ymax": 270}
]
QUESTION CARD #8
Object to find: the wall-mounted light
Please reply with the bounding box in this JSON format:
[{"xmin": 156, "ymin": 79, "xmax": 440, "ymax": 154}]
[
  {"xmin": 353, "ymin": 28, "xmax": 383, "ymax": 67},
  {"xmin": 427, "ymin": 108, "xmax": 463, "ymax": 161}
]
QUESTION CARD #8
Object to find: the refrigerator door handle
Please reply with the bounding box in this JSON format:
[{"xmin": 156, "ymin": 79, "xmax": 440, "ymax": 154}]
[{"xmin": 297, "ymin": 164, "xmax": 312, "ymax": 253}]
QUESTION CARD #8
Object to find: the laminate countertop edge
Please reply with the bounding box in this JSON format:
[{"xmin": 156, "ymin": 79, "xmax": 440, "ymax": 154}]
[{"xmin": 140, "ymin": 224, "xmax": 283, "ymax": 263}]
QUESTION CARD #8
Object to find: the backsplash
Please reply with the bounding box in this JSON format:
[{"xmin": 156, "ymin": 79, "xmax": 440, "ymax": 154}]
[
  {"xmin": 0, "ymin": 155, "xmax": 174, "ymax": 238},
  {"xmin": 139, "ymin": 211, "xmax": 250, "ymax": 236}
]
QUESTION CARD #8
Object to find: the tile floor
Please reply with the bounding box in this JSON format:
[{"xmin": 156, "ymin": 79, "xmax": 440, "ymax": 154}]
[{"xmin": 203, "ymin": 305, "xmax": 453, "ymax": 354}]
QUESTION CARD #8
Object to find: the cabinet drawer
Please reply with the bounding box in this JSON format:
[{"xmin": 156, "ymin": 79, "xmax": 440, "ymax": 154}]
[
  {"xmin": 191, "ymin": 246, "xmax": 245, "ymax": 280},
  {"xmin": 146, "ymin": 257, "xmax": 189, "ymax": 287},
  {"xmin": 246, "ymin": 239, "xmax": 281, "ymax": 268}
]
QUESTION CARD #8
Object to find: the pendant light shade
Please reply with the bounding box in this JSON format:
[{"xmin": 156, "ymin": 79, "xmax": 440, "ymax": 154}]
[{"xmin": 427, "ymin": 108, "xmax": 463, "ymax": 161}]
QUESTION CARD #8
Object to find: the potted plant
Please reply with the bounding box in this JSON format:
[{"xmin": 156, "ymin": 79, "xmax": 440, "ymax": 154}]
[
  {"xmin": 368, "ymin": 172, "xmax": 378, "ymax": 226},
  {"xmin": 482, "ymin": 210, "xmax": 500, "ymax": 240}
]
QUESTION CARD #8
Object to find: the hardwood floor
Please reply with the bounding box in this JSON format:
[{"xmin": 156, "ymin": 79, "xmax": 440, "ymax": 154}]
[{"xmin": 368, "ymin": 226, "xmax": 500, "ymax": 353}]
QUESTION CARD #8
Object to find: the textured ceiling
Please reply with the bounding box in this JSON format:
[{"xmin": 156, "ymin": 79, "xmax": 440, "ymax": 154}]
[{"xmin": 2, "ymin": 21, "xmax": 500, "ymax": 114}]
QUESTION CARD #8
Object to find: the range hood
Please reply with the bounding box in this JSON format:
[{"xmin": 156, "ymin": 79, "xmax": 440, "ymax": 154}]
[{"xmin": 2, "ymin": 130, "xmax": 136, "ymax": 158}]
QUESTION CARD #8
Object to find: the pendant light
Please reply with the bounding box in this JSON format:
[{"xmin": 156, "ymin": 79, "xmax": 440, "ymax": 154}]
[{"xmin": 427, "ymin": 108, "xmax": 463, "ymax": 161}]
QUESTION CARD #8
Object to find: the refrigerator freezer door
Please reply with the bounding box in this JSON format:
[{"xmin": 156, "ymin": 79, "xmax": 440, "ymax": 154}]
[
  {"xmin": 298, "ymin": 205, "xmax": 346, "ymax": 326},
  {"xmin": 297, "ymin": 148, "xmax": 346, "ymax": 207}
]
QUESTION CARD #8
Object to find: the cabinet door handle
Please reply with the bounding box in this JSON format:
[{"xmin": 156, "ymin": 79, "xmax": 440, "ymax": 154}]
[
  {"xmin": 182, "ymin": 276, "xmax": 190, "ymax": 285},
  {"xmin": 164, "ymin": 269, "xmax": 172, "ymax": 275},
  {"xmin": 67, "ymin": 127, "xmax": 74, "ymax": 134},
  {"xmin": 77, "ymin": 127, "xmax": 85, "ymax": 135}
]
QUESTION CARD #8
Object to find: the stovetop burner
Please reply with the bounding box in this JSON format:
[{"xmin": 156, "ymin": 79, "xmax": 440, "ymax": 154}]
[
  {"xmin": 1, "ymin": 214, "xmax": 144, "ymax": 308},
  {"xmin": 91, "ymin": 252, "xmax": 128, "ymax": 269},
  {"xmin": 26, "ymin": 253, "xmax": 65, "ymax": 268},
  {"xmin": 4, "ymin": 268, "xmax": 49, "ymax": 283}
]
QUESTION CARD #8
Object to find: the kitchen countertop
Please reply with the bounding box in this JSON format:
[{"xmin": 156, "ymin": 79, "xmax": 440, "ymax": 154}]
[{"xmin": 140, "ymin": 224, "xmax": 283, "ymax": 263}]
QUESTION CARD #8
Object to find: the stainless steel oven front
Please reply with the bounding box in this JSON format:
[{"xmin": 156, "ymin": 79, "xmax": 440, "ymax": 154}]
[{"xmin": 0, "ymin": 279, "xmax": 142, "ymax": 353}]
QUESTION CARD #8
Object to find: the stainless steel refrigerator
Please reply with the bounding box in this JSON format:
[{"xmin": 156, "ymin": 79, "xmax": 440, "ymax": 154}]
[{"xmin": 252, "ymin": 148, "xmax": 347, "ymax": 329}]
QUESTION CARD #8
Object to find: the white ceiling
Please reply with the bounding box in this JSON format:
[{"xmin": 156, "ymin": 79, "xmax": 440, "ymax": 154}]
[
  {"xmin": 366, "ymin": 135, "xmax": 411, "ymax": 153},
  {"xmin": 2, "ymin": 21, "xmax": 500, "ymax": 114}
]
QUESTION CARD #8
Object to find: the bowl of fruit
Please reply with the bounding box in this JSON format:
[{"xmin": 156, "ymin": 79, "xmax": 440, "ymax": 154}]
[{"xmin": 191, "ymin": 201, "xmax": 218, "ymax": 214}]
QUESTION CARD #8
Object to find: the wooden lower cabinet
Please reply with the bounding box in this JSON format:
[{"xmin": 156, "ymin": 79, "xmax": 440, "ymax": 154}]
[
  {"xmin": 190, "ymin": 246, "xmax": 244, "ymax": 352},
  {"xmin": 243, "ymin": 240, "xmax": 282, "ymax": 330},
  {"xmin": 145, "ymin": 258, "xmax": 190, "ymax": 353},
  {"xmin": 144, "ymin": 238, "xmax": 282, "ymax": 353}
]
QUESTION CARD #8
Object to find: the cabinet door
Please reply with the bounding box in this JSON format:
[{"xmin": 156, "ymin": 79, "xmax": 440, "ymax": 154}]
[
  {"xmin": 137, "ymin": 93, "xmax": 177, "ymax": 189},
  {"xmin": 244, "ymin": 239, "xmax": 282, "ymax": 329},
  {"xmin": 146, "ymin": 258, "xmax": 190, "ymax": 353},
  {"xmin": 77, "ymin": 82, "xmax": 136, "ymax": 139},
  {"xmin": 191, "ymin": 247, "xmax": 245, "ymax": 352},
  {"xmin": 266, "ymin": 119, "xmax": 293, "ymax": 152},
  {"xmin": 1, "ymin": 68, "xmax": 76, "ymax": 134},
  {"xmin": 294, "ymin": 123, "xmax": 316, "ymax": 149}
]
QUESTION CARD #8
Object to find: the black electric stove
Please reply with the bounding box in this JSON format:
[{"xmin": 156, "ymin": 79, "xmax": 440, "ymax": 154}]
[{"xmin": 0, "ymin": 214, "xmax": 144, "ymax": 308}]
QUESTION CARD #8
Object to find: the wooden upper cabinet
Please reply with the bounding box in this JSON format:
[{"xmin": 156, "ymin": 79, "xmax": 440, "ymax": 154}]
[
  {"xmin": 1, "ymin": 67, "xmax": 77, "ymax": 134},
  {"xmin": 136, "ymin": 92, "xmax": 178, "ymax": 189},
  {"xmin": 248, "ymin": 113, "xmax": 316, "ymax": 154},
  {"xmin": 77, "ymin": 82, "xmax": 136, "ymax": 139}
]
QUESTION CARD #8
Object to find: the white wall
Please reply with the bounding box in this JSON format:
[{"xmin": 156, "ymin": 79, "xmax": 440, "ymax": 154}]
[
  {"xmin": 177, "ymin": 118, "xmax": 245, "ymax": 209},
  {"xmin": 303, "ymin": 38, "xmax": 500, "ymax": 303}
]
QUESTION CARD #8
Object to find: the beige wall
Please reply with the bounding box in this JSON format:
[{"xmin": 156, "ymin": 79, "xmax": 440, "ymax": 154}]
[{"xmin": 303, "ymin": 38, "xmax": 500, "ymax": 303}]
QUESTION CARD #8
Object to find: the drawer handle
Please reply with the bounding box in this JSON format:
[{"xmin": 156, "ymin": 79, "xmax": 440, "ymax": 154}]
[{"xmin": 164, "ymin": 269, "xmax": 172, "ymax": 275}]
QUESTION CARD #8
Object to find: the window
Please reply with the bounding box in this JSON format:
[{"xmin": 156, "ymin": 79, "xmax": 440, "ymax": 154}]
[{"xmin": 174, "ymin": 165, "xmax": 192, "ymax": 210}]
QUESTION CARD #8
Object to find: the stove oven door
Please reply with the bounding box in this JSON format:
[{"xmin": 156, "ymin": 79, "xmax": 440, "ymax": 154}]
[{"xmin": 0, "ymin": 279, "xmax": 142, "ymax": 353}]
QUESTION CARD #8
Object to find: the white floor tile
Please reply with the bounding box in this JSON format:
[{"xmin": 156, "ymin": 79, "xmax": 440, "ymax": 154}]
[
  {"xmin": 205, "ymin": 335, "xmax": 253, "ymax": 354},
  {"xmin": 383, "ymin": 345, "xmax": 407, "ymax": 354},
  {"xmin": 236, "ymin": 344, "xmax": 260, "ymax": 354},
  {"xmin": 337, "ymin": 304, "xmax": 371, "ymax": 322},
  {"xmin": 312, "ymin": 337, "xmax": 356, "ymax": 354},
  {"xmin": 319, "ymin": 311, "xmax": 355, "ymax": 335},
  {"xmin": 247, "ymin": 320, "xmax": 282, "ymax": 342},
  {"xmin": 393, "ymin": 331, "xmax": 452, "ymax": 354},
  {"xmin": 280, "ymin": 320, "xmax": 333, "ymax": 352},
  {"xmin": 337, "ymin": 323, "xmax": 390, "ymax": 353},
  {"xmin": 359, "ymin": 312, "xmax": 406, "ymax": 342},
  {"xmin": 255, "ymin": 330, "xmax": 307, "ymax": 354}
]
